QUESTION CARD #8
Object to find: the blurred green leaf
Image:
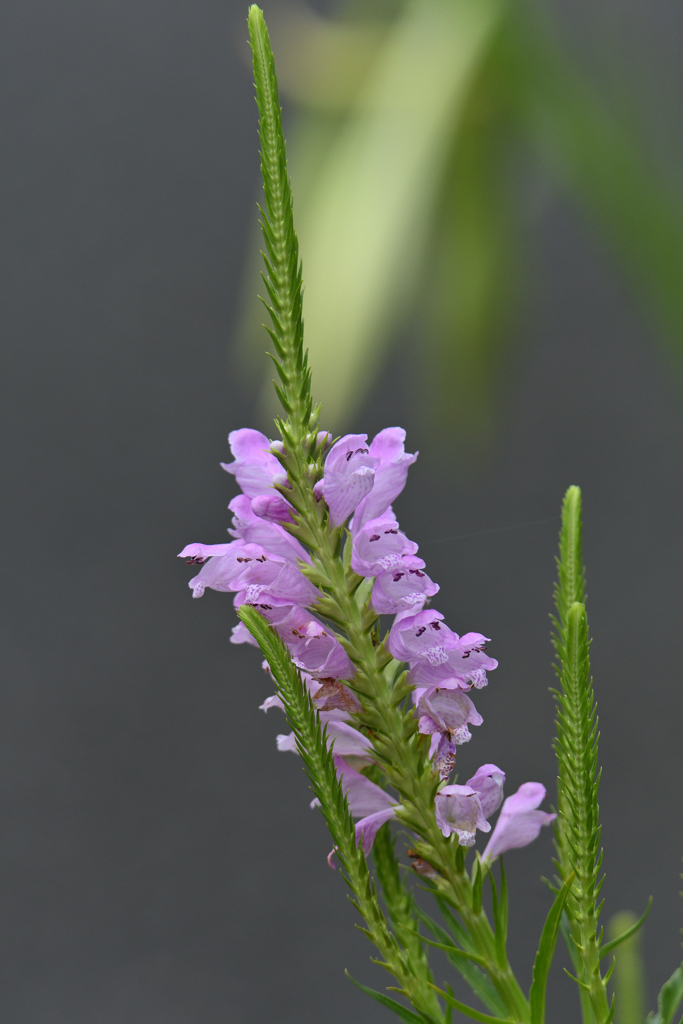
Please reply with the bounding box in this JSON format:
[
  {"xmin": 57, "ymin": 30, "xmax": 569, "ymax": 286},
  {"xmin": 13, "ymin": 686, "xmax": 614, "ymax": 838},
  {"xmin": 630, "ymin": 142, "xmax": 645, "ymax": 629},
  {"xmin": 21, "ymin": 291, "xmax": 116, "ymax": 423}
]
[{"xmin": 259, "ymin": 0, "xmax": 508, "ymax": 428}]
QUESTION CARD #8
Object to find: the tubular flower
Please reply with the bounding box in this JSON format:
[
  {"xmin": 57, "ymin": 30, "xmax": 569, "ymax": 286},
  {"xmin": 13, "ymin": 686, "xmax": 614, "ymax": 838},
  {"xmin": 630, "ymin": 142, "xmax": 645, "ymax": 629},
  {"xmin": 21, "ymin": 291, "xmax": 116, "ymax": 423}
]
[
  {"xmin": 351, "ymin": 427, "xmax": 417, "ymax": 529},
  {"xmin": 389, "ymin": 610, "xmax": 498, "ymax": 690},
  {"xmin": 435, "ymin": 764, "xmax": 505, "ymax": 845},
  {"xmin": 417, "ymin": 688, "xmax": 483, "ymax": 777},
  {"xmin": 481, "ymin": 783, "xmax": 556, "ymax": 864},
  {"xmin": 228, "ymin": 495, "xmax": 308, "ymax": 563},
  {"xmin": 180, "ymin": 541, "xmax": 319, "ymax": 604},
  {"xmin": 350, "ymin": 512, "xmax": 418, "ymax": 577},
  {"xmin": 371, "ymin": 557, "xmax": 439, "ymax": 615},
  {"xmin": 320, "ymin": 434, "xmax": 378, "ymax": 527},
  {"xmin": 220, "ymin": 428, "xmax": 283, "ymax": 497}
]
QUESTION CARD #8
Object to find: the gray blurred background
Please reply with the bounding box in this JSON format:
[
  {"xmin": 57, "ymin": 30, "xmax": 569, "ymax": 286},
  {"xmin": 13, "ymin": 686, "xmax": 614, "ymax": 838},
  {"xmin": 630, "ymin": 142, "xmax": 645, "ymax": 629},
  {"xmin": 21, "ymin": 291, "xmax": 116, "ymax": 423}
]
[{"xmin": 1, "ymin": 0, "xmax": 683, "ymax": 1021}]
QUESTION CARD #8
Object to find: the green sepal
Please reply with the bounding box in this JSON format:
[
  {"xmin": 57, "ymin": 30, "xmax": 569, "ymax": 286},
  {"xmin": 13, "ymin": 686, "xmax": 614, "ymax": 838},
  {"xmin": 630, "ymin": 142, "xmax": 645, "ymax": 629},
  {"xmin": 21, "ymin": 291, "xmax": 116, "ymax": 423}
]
[
  {"xmin": 648, "ymin": 965, "xmax": 683, "ymax": 1024},
  {"xmin": 345, "ymin": 971, "xmax": 441, "ymax": 1024},
  {"xmin": 529, "ymin": 874, "xmax": 574, "ymax": 1024},
  {"xmin": 430, "ymin": 984, "xmax": 516, "ymax": 1024},
  {"xmin": 600, "ymin": 898, "xmax": 652, "ymax": 959}
]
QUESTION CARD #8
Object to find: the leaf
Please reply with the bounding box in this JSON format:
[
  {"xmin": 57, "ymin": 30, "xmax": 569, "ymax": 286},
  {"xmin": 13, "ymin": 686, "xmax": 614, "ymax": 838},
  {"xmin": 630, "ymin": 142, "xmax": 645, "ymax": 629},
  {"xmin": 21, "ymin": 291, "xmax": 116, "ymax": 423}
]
[
  {"xmin": 489, "ymin": 858, "xmax": 508, "ymax": 968},
  {"xmin": 649, "ymin": 965, "xmax": 683, "ymax": 1024},
  {"xmin": 415, "ymin": 904, "xmax": 509, "ymax": 1018},
  {"xmin": 601, "ymin": 899, "xmax": 652, "ymax": 959},
  {"xmin": 420, "ymin": 934, "xmax": 486, "ymax": 966},
  {"xmin": 431, "ymin": 983, "xmax": 515, "ymax": 1024},
  {"xmin": 529, "ymin": 875, "xmax": 574, "ymax": 1024},
  {"xmin": 345, "ymin": 971, "xmax": 439, "ymax": 1024}
]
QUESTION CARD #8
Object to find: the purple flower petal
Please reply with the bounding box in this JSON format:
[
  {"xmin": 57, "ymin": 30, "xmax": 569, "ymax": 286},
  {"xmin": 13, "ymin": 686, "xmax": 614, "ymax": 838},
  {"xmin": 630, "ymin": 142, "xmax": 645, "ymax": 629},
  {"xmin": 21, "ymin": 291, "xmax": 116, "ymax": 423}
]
[
  {"xmin": 409, "ymin": 632, "xmax": 498, "ymax": 690},
  {"xmin": 481, "ymin": 783, "xmax": 556, "ymax": 863},
  {"xmin": 334, "ymin": 756, "xmax": 395, "ymax": 817},
  {"xmin": 435, "ymin": 784, "xmax": 491, "ymax": 844},
  {"xmin": 276, "ymin": 732, "xmax": 298, "ymax": 752},
  {"xmin": 250, "ymin": 493, "xmax": 294, "ymax": 524},
  {"xmin": 352, "ymin": 428, "xmax": 417, "ymax": 529},
  {"xmin": 326, "ymin": 721, "xmax": 372, "ymax": 760},
  {"xmin": 221, "ymin": 428, "xmax": 281, "ymax": 498},
  {"xmin": 321, "ymin": 434, "xmax": 378, "ymax": 527},
  {"xmin": 388, "ymin": 609, "xmax": 457, "ymax": 664},
  {"xmin": 371, "ymin": 557, "xmax": 439, "ymax": 615},
  {"xmin": 350, "ymin": 512, "xmax": 418, "ymax": 577},
  {"xmin": 418, "ymin": 689, "xmax": 482, "ymax": 744},
  {"xmin": 229, "ymin": 494, "xmax": 309, "ymax": 563},
  {"xmin": 355, "ymin": 807, "xmax": 398, "ymax": 854},
  {"xmin": 271, "ymin": 611, "xmax": 356, "ymax": 681},
  {"xmin": 466, "ymin": 764, "xmax": 505, "ymax": 819}
]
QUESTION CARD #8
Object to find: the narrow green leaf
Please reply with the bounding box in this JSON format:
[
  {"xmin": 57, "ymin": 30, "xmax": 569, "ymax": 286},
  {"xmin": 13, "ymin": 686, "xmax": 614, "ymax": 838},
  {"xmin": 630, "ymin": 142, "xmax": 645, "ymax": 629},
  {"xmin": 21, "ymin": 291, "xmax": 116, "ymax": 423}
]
[
  {"xmin": 345, "ymin": 971, "xmax": 439, "ymax": 1024},
  {"xmin": 420, "ymin": 934, "xmax": 486, "ymax": 966},
  {"xmin": 416, "ymin": 903, "xmax": 509, "ymax": 1018},
  {"xmin": 601, "ymin": 900, "xmax": 652, "ymax": 959},
  {"xmin": 649, "ymin": 966, "xmax": 683, "ymax": 1024},
  {"xmin": 431, "ymin": 983, "xmax": 515, "ymax": 1024},
  {"xmin": 529, "ymin": 875, "xmax": 574, "ymax": 1024},
  {"xmin": 489, "ymin": 858, "xmax": 508, "ymax": 968}
]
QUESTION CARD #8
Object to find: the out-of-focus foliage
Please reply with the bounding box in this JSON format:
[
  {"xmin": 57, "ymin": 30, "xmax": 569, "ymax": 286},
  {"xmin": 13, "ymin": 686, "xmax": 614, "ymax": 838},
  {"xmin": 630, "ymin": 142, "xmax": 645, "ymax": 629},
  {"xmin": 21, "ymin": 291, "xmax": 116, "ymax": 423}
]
[{"xmin": 241, "ymin": 0, "xmax": 683, "ymax": 439}]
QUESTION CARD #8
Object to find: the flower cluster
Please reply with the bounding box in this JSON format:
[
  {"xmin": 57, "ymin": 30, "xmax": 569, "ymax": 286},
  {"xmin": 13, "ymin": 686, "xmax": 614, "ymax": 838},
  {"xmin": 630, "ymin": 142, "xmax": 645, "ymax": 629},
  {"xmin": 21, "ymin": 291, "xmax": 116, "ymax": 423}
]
[{"xmin": 180, "ymin": 426, "xmax": 554, "ymax": 862}]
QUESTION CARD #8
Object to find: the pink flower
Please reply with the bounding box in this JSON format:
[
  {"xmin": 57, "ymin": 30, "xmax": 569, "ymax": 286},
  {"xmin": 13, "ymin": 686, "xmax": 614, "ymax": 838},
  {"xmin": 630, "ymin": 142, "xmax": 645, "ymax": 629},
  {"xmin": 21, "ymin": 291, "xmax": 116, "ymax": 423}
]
[
  {"xmin": 389, "ymin": 610, "xmax": 497, "ymax": 690},
  {"xmin": 276, "ymin": 722, "xmax": 373, "ymax": 767},
  {"xmin": 351, "ymin": 428, "xmax": 417, "ymax": 530},
  {"xmin": 287, "ymin": 620, "xmax": 356, "ymax": 681},
  {"xmin": 417, "ymin": 688, "xmax": 483, "ymax": 777},
  {"xmin": 320, "ymin": 434, "xmax": 378, "ymax": 527},
  {"xmin": 435, "ymin": 786, "xmax": 491, "ymax": 846},
  {"xmin": 388, "ymin": 609, "xmax": 456, "ymax": 663},
  {"xmin": 435, "ymin": 764, "xmax": 505, "ymax": 845},
  {"xmin": 350, "ymin": 512, "xmax": 418, "ymax": 577},
  {"xmin": 334, "ymin": 756, "xmax": 398, "ymax": 854},
  {"xmin": 250, "ymin": 493, "xmax": 294, "ymax": 524},
  {"xmin": 221, "ymin": 428, "xmax": 283, "ymax": 498},
  {"xmin": 268, "ymin": 608, "xmax": 356, "ymax": 681},
  {"xmin": 180, "ymin": 541, "xmax": 318, "ymax": 604},
  {"xmin": 229, "ymin": 495, "xmax": 308, "ymax": 563},
  {"xmin": 481, "ymin": 783, "xmax": 556, "ymax": 864},
  {"xmin": 371, "ymin": 557, "xmax": 439, "ymax": 615}
]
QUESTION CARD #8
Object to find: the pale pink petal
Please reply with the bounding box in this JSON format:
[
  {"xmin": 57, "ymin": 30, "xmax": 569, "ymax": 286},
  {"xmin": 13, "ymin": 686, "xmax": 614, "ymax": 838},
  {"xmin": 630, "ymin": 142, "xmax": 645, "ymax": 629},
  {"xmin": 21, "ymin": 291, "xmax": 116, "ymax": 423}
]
[
  {"xmin": 221, "ymin": 428, "xmax": 281, "ymax": 498},
  {"xmin": 334, "ymin": 756, "xmax": 394, "ymax": 818},
  {"xmin": 435, "ymin": 784, "xmax": 491, "ymax": 843},
  {"xmin": 482, "ymin": 783, "xmax": 556, "ymax": 863},
  {"xmin": 259, "ymin": 694, "xmax": 285, "ymax": 712},
  {"xmin": 371, "ymin": 558, "xmax": 439, "ymax": 614},
  {"xmin": 321, "ymin": 434, "xmax": 379, "ymax": 527},
  {"xmin": 352, "ymin": 427, "xmax": 417, "ymax": 528},
  {"xmin": 466, "ymin": 764, "xmax": 505, "ymax": 819},
  {"xmin": 355, "ymin": 807, "xmax": 398, "ymax": 854},
  {"xmin": 250, "ymin": 493, "xmax": 294, "ymax": 524},
  {"xmin": 350, "ymin": 513, "xmax": 418, "ymax": 577},
  {"xmin": 229, "ymin": 494, "xmax": 310, "ymax": 563}
]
